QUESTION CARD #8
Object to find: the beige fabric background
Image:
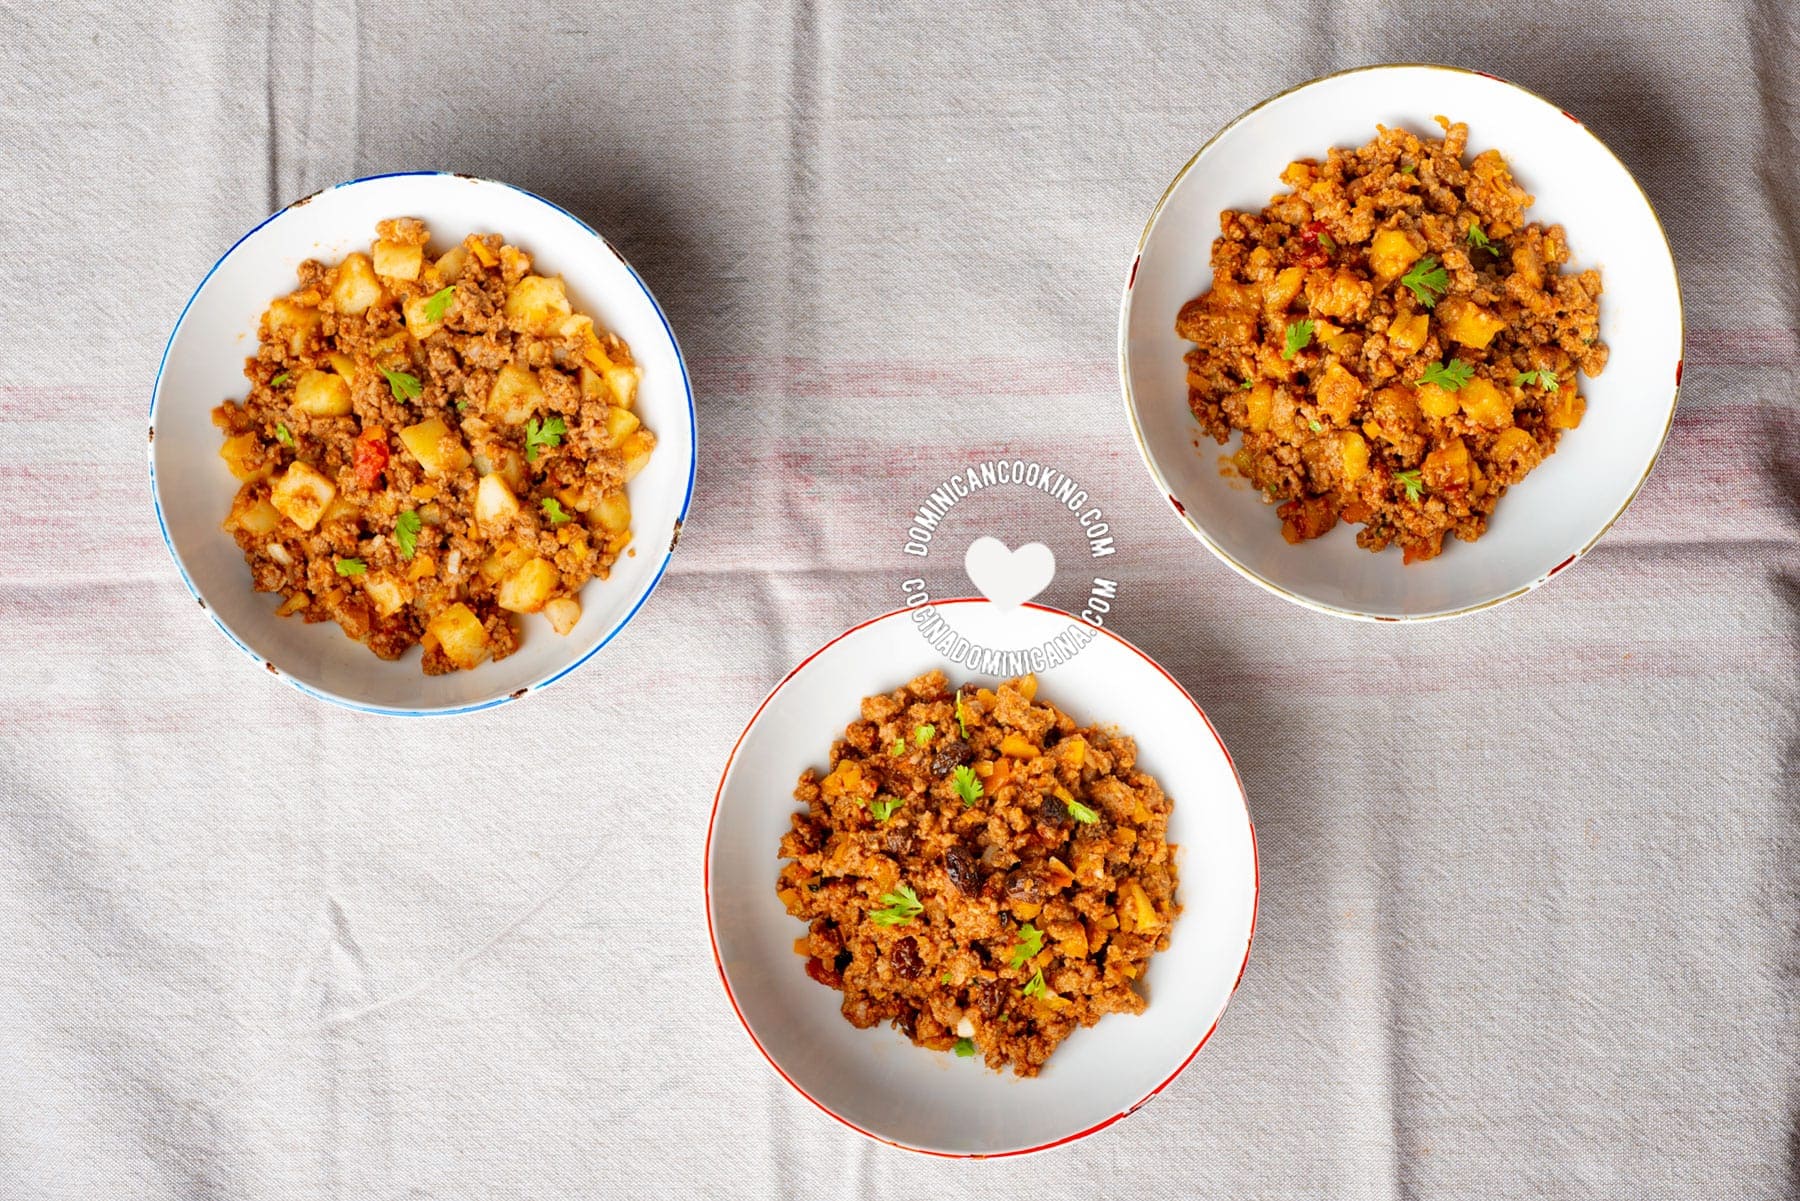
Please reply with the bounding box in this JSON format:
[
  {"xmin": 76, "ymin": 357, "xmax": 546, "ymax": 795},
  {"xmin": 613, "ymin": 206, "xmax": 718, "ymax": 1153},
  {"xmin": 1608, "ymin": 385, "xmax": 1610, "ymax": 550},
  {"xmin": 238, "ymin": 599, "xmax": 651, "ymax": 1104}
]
[{"xmin": 1, "ymin": 1, "xmax": 1795, "ymax": 1196}]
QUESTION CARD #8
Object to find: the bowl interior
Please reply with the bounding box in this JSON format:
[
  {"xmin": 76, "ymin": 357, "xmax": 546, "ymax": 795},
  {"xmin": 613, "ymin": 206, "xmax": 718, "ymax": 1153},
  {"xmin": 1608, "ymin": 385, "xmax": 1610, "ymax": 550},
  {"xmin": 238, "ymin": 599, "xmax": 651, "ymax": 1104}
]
[
  {"xmin": 150, "ymin": 173, "xmax": 694, "ymax": 713},
  {"xmin": 708, "ymin": 602, "xmax": 1256, "ymax": 1155},
  {"xmin": 1123, "ymin": 66, "xmax": 1680, "ymax": 619}
]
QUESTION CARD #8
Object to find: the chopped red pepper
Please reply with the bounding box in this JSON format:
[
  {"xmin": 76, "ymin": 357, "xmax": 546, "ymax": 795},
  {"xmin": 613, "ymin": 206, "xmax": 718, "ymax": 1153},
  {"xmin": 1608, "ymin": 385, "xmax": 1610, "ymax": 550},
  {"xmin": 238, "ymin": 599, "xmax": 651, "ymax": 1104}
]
[{"xmin": 352, "ymin": 426, "xmax": 389, "ymax": 490}]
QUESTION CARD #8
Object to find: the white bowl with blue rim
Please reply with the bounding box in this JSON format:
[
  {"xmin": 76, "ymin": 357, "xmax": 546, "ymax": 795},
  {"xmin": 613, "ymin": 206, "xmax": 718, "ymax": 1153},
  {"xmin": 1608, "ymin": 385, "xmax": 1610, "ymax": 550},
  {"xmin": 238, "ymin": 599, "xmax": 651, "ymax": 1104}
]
[{"xmin": 149, "ymin": 173, "xmax": 696, "ymax": 715}]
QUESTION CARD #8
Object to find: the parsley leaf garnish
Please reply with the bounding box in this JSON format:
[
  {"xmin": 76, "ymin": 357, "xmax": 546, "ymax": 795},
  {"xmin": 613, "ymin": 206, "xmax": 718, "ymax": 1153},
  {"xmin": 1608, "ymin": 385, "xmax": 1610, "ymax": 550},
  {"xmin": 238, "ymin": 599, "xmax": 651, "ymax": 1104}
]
[
  {"xmin": 1467, "ymin": 221, "xmax": 1494, "ymax": 251},
  {"xmin": 914, "ymin": 723, "xmax": 936, "ymax": 746},
  {"xmin": 1515, "ymin": 369, "xmax": 1559, "ymax": 392},
  {"xmin": 421, "ymin": 285, "xmax": 456, "ymax": 323},
  {"xmin": 1282, "ymin": 319, "xmax": 1315, "ymax": 360},
  {"xmin": 394, "ymin": 509, "xmax": 421, "ymax": 559},
  {"xmin": 381, "ymin": 366, "xmax": 423, "ymax": 402},
  {"xmin": 524, "ymin": 415, "xmax": 566, "ymax": 462},
  {"xmin": 870, "ymin": 885, "xmax": 923, "ymax": 927},
  {"xmin": 889, "ymin": 738, "xmax": 906, "ymax": 757},
  {"xmin": 270, "ymin": 372, "xmax": 291, "ymax": 386},
  {"xmin": 954, "ymin": 692, "xmax": 968, "ymax": 737},
  {"xmin": 1066, "ymin": 799, "xmax": 1100, "ymax": 824},
  {"xmin": 334, "ymin": 557, "xmax": 366, "ymax": 576},
  {"xmin": 1393, "ymin": 469, "xmax": 1424, "ymax": 503},
  {"xmin": 1022, "ymin": 969, "xmax": 1046, "ymax": 998},
  {"xmin": 951, "ymin": 765, "xmax": 983, "ymax": 807},
  {"xmin": 274, "ymin": 423, "xmax": 294, "ymax": 448},
  {"xmin": 1401, "ymin": 255, "xmax": 1449, "ymax": 308},
  {"xmin": 541, "ymin": 497, "xmax": 571, "ymax": 525},
  {"xmin": 1420, "ymin": 359, "xmax": 1475, "ymax": 391},
  {"xmin": 954, "ymin": 1037, "xmax": 976, "ymax": 1058},
  {"xmin": 868, "ymin": 796, "xmax": 904, "ymax": 822},
  {"xmin": 1008, "ymin": 922, "xmax": 1044, "ymax": 969}
]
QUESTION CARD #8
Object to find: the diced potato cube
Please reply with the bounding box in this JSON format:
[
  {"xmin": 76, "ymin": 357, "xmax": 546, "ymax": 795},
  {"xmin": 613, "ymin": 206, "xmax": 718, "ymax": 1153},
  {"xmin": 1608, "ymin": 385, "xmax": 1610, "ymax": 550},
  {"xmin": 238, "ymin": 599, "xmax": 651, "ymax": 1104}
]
[
  {"xmin": 496, "ymin": 557, "xmax": 558, "ymax": 613},
  {"xmin": 503, "ymin": 275, "xmax": 572, "ymax": 332},
  {"xmin": 1491, "ymin": 427, "xmax": 1539, "ymax": 460},
  {"xmin": 326, "ymin": 352, "xmax": 357, "ymax": 380},
  {"xmin": 219, "ymin": 432, "xmax": 269, "ymax": 482},
  {"xmin": 1389, "ymin": 311, "xmax": 1429, "ymax": 354},
  {"xmin": 402, "ymin": 293, "xmax": 444, "ymax": 339},
  {"xmin": 1263, "ymin": 266, "xmax": 1305, "ymax": 314},
  {"xmin": 264, "ymin": 298, "xmax": 322, "ymax": 355},
  {"xmin": 1438, "ymin": 297, "xmax": 1508, "ymax": 349},
  {"xmin": 292, "ymin": 369, "xmax": 351, "ymax": 417},
  {"xmin": 580, "ymin": 364, "xmax": 609, "ymax": 401},
  {"xmin": 543, "ymin": 596, "xmax": 581, "ymax": 636},
  {"xmin": 327, "ymin": 252, "xmax": 384, "ymax": 315},
  {"xmin": 619, "ymin": 431, "xmax": 654, "ymax": 482},
  {"xmin": 1245, "ymin": 382, "xmax": 1274, "ymax": 433},
  {"xmin": 605, "ymin": 365, "xmax": 640, "ymax": 409},
  {"xmin": 591, "ymin": 490, "xmax": 631, "ymax": 534},
  {"xmin": 1547, "ymin": 384, "xmax": 1585, "ymax": 430},
  {"xmin": 603, "ymin": 405, "xmax": 641, "ymax": 444},
  {"xmin": 478, "ymin": 544, "xmax": 532, "ymax": 585},
  {"xmin": 473, "ymin": 473, "xmax": 521, "ymax": 530},
  {"xmin": 472, "ymin": 443, "xmax": 527, "ymax": 493},
  {"xmin": 426, "ymin": 603, "xmax": 489, "ymax": 670},
  {"xmin": 1369, "ymin": 228, "xmax": 1424, "ymax": 284},
  {"xmin": 1422, "ymin": 437, "xmax": 1472, "ymax": 492},
  {"xmin": 231, "ymin": 495, "xmax": 282, "ymax": 535},
  {"xmin": 362, "ymin": 573, "xmax": 412, "ymax": 618},
  {"xmin": 1315, "ymin": 361, "xmax": 1365, "ymax": 424},
  {"xmin": 1339, "ymin": 430, "xmax": 1370, "ymax": 483},
  {"xmin": 1416, "ymin": 383, "xmax": 1460, "ymax": 419},
  {"xmin": 372, "ymin": 239, "xmax": 422, "ymax": 281},
  {"xmin": 1458, "ymin": 377, "xmax": 1513, "ymax": 427},
  {"xmin": 397, "ymin": 418, "xmax": 472, "ymax": 475},
  {"xmin": 487, "ymin": 363, "xmax": 544, "ymax": 424},
  {"xmin": 435, "ymin": 244, "xmax": 468, "ymax": 283},
  {"xmin": 270, "ymin": 462, "xmax": 337, "ymax": 531},
  {"xmin": 321, "ymin": 495, "xmax": 359, "ymax": 524}
]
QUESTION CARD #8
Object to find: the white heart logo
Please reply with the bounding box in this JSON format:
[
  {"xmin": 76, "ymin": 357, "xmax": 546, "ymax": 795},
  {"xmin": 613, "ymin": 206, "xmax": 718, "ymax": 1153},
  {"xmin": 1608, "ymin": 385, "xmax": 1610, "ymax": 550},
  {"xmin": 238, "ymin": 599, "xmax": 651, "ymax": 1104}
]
[{"xmin": 963, "ymin": 536, "xmax": 1056, "ymax": 609}]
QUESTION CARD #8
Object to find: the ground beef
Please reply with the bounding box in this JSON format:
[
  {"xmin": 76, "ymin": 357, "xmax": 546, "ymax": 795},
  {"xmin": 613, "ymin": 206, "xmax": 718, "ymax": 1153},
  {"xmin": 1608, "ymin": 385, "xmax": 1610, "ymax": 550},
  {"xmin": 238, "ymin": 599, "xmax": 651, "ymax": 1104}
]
[
  {"xmin": 1176, "ymin": 119, "xmax": 1607, "ymax": 564},
  {"xmin": 776, "ymin": 670, "xmax": 1180, "ymax": 1077}
]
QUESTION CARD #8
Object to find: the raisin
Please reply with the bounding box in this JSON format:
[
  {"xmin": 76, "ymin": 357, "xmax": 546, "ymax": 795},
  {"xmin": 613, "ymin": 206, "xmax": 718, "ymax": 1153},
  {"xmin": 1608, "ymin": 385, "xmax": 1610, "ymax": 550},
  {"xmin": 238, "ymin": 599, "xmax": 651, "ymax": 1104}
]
[
  {"xmin": 944, "ymin": 845, "xmax": 982, "ymax": 897},
  {"xmin": 1039, "ymin": 794, "xmax": 1070, "ymax": 825},
  {"xmin": 895, "ymin": 1005, "xmax": 919, "ymax": 1040},
  {"xmin": 930, "ymin": 737, "xmax": 974, "ymax": 777},
  {"xmin": 882, "ymin": 826, "xmax": 915, "ymax": 857},
  {"xmin": 890, "ymin": 936, "xmax": 925, "ymax": 980},
  {"xmin": 975, "ymin": 978, "xmax": 1004, "ymax": 1016},
  {"xmin": 805, "ymin": 957, "xmax": 843, "ymax": 989}
]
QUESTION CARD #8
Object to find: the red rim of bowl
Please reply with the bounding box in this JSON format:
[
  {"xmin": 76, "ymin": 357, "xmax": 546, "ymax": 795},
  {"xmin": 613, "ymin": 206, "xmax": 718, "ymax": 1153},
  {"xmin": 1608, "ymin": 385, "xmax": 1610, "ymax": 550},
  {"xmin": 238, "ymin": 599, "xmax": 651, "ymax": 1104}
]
[{"xmin": 703, "ymin": 598, "xmax": 1260, "ymax": 1157}]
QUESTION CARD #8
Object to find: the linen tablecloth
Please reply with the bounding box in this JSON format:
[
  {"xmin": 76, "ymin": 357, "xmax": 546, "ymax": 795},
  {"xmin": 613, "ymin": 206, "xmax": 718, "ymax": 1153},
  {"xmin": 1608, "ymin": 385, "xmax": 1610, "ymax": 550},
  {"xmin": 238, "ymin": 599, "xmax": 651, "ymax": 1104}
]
[{"xmin": 2, "ymin": 1, "xmax": 1795, "ymax": 1196}]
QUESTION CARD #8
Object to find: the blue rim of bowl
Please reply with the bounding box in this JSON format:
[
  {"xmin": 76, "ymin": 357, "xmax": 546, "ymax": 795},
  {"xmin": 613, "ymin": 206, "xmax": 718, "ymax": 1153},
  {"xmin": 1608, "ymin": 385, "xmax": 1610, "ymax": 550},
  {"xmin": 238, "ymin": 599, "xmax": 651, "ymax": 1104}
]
[
  {"xmin": 1116, "ymin": 63, "xmax": 1684, "ymax": 622},
  {"xmin": 147, "ymin": 170, "xmax": 699, "ymax": 716}
]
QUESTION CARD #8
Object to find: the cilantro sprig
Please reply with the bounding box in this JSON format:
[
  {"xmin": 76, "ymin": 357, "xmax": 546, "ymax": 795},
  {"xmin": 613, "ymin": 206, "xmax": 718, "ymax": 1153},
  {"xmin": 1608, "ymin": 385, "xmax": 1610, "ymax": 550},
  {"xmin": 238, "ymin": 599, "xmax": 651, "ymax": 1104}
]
[
  {"xmin": 914, "ymin": 723, "xmax": 936, "ymax": 746},
  {"xmin": 525, "ymin": 415, "xmax": 566, "ymax": 462},
  {"xmin": 954, "ymin": 1038, "xmax": 977, "ymax": 1058},
  {"xmin": 274, "ymin": 423, "xmax": 295, "ymax": 448},
  {"xmin": 1420, "ymin": 359, "xmax": 1475, "ymax": 391},
  {"xmin": 421, "ymin": 285, "xmax": 456, "ymax": 323},
  {"xmin": 1400, "ymin": 255, "xmax": 1449, "ymax": 308},
  {"xmin": 381, "ymin": 366, "xmax": 423, "ymax": 402},
  {"xmin": 870, "ymin": 885, "xmax": 923, "ymax": 927},
  {"xmin": 954, "ymin": 692, "xmax": 968, "ymax": 737},
  {"xmin": 1008, "ymin": 922, "xmax": 1044, "ymax": 970},
  {"xmin": 951, "ymin": 765, "xmax": 984, "ymax": 807},
  {"xmin": 334, "ymin": 557, "xmax": 366, "ymax": 576},
  {"xmin": 541, "ymin": 497, "xmax": 571, "ymax": 525},
  {"xmin": 868, "ymin": 796, "xmax": 904, "ymax": 822},
  {"xmin": 1515, "ymin": 368, "xmax": 1560, "ymax": 392},
  {"xmin": 1066, "ymin": 799, "xmax": 1100, "ymax": 825},
  {"xmin": 1467, "ymin": 221, "xmax": 1494, "ymax": 251},
  {"xmin": 889, "ymin": 738, "xmax": 907, "ymax": 757},
  {"xmin": 1022, "ymin": 969, "xmax": 1047, "ymax": 998},
  {"xmin": 394, "ymin": 509, "xmax": 421, "ymax": 559},
  {"xmin": 270, "ymin": 372, "xmax": 291, "ymax": 387},
  {"xmin": 1282, "ymin": 318, "xmax": 1316, "ymax": 360},
  {"xmin": 1393, "ymin": 469, "xmax": 1424, "ymax": 503}
]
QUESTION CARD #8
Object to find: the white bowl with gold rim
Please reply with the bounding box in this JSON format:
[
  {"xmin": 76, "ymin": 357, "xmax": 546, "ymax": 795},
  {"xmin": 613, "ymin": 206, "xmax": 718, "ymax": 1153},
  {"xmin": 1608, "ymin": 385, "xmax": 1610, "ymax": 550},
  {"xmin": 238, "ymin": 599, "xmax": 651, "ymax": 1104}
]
[
  {"xmin": 149, "ymin": 172, "xmax": 695, "ymax": 715},
  {"xmin": 1119, "ymin": 64, "xmax": 1681, "ymax": 621}
]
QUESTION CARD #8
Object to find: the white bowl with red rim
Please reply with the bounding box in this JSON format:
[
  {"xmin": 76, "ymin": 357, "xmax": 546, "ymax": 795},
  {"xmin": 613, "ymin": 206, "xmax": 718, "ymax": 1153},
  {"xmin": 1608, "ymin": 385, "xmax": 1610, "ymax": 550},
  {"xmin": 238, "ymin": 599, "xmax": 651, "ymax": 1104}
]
[
  {"xmin": 705, "ymin": 600, "xmax": 1257, "ymax": 1156},
  {"xmin": 1120, "ymin": 64, "xmax": 1682, "ymax": 620}
]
